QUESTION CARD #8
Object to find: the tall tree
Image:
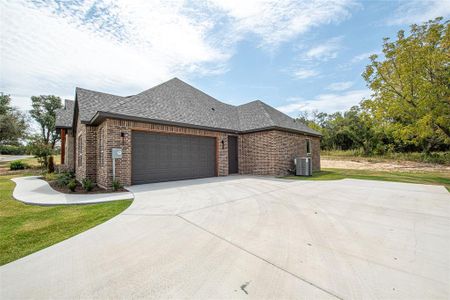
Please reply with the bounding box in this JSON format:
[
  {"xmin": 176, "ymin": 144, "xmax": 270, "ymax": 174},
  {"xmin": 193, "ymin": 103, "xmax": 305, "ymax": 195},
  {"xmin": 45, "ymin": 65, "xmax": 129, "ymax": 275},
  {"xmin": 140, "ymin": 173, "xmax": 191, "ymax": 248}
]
[
  {"xmin": 30, "ymin": 95, "xmax": 62, "ymax": 149},
  {"xmin": 362, "ymin": 17, "xmax": 450, "ymax": 152},
  {"xmin": 0, "ymin": 94, "xmax": 28, "ymax": 146}
]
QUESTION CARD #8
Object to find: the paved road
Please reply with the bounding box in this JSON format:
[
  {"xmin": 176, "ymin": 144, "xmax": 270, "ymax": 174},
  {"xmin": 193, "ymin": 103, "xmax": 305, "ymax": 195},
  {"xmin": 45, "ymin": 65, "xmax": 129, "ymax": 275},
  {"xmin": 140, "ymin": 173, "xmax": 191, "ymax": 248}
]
[
  {"xmin": 0, "ymin": 155, "xmax": 32, "ymax": 162},
  {"xmin": 1, "ymin": 176, "xmax": 449, "ymax": 299}
]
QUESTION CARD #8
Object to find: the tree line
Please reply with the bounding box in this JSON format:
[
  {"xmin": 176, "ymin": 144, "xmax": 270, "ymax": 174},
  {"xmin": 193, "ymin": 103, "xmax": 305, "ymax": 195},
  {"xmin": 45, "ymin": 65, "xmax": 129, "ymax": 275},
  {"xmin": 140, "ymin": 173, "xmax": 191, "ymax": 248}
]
[
  {"xmin": 299, "ymin": 17, "xmax": 449, "ymax": 156},
  {"xmin": 0, "ymin": 93, "xmax": 62, "ymax": 167}
]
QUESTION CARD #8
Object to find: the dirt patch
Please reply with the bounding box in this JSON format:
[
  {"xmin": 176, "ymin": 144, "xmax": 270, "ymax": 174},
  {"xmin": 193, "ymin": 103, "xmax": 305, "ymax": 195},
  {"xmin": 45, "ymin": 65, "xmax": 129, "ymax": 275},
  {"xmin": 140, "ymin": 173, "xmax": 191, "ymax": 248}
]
[
  {"xmin": 322, "ymin": 158, "xmax": 450, "ymax": 173},
  {"xmin": 48, "ymin": 180, "xmax": 128, "ymax": 194}
]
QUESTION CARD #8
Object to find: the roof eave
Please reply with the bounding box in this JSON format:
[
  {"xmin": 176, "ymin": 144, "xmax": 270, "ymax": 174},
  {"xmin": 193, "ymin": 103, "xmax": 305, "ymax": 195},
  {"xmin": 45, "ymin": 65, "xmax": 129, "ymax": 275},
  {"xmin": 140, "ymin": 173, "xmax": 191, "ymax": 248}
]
[{"xmin": 241, "ymin": 126, "xmax": 322, "ymax": 137}]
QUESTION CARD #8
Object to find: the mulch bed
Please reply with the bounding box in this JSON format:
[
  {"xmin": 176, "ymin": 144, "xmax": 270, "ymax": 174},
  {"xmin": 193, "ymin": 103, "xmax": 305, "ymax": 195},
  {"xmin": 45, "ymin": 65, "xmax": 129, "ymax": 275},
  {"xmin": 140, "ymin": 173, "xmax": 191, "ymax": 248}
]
[{"xmin": 48, "ymin": 180, "xmax": 128, "ymax": 194}]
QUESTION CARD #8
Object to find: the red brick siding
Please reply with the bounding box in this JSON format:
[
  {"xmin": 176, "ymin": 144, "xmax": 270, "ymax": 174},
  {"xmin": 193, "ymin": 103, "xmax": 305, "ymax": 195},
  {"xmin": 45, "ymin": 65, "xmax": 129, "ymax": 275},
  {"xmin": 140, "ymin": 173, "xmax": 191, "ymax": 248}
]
[
  {"xmin": 75, "ymin": 117, "xmax": 97, "ymax": 182},
  {"xmin": 239, "ymin": 130, "xmax": 320, "ymax": 176}
]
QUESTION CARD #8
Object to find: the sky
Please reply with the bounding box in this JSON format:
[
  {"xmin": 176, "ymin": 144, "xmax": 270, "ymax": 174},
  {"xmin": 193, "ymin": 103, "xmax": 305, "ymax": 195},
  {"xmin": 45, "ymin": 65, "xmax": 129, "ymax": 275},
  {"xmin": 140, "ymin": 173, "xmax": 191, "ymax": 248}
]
[{"xmin": 1, "ymin": 0, "xmax": 449, "ymax": 118}]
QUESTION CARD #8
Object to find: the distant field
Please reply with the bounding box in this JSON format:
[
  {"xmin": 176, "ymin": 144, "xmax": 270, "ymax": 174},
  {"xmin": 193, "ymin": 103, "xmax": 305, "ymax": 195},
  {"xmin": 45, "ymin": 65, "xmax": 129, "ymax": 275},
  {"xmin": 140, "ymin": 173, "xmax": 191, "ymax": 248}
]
[
  {"xmin": 322, "ymin": 150, "xmax": 449, "ymax": 165},
  {"xmin": 0, "ymin": 155, "xmax": 61, "ymax": 176}
]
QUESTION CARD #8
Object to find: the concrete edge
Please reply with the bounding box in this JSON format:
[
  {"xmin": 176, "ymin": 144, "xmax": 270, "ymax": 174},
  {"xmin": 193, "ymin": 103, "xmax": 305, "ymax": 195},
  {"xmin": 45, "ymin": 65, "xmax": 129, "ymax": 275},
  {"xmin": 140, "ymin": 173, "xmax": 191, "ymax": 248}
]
[{"xmin": 10, "ymin": 176, "xmax": 135, "ymax": 206}]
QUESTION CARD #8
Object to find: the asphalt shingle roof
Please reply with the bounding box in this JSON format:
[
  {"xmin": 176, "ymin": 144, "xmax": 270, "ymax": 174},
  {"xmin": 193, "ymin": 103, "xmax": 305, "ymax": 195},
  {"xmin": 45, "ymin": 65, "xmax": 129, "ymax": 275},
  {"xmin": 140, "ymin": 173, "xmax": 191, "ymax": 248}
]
[
  {"xmin": 62, "ymin": 78, "xmax": 321, "ymax": 136},
  {"xmin": 55, "ymin": 99, "xmax": 75, "ymax": 128}
]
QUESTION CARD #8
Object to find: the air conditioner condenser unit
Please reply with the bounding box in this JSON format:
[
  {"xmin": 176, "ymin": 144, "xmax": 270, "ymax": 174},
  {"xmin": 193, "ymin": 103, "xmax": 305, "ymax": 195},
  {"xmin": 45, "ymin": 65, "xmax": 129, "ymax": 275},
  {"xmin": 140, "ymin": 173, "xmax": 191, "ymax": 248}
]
[{"xmin": 294, "ymin": 157, "xmax": 312, "ymax": 176}]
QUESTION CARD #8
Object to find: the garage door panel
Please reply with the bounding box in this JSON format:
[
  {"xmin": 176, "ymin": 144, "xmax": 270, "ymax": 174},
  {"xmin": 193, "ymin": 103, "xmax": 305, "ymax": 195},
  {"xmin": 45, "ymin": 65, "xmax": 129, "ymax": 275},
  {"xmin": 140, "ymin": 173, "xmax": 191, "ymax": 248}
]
[{"xmin": 132, "ymin": 131, "xmax": 216, "ymax": 184}]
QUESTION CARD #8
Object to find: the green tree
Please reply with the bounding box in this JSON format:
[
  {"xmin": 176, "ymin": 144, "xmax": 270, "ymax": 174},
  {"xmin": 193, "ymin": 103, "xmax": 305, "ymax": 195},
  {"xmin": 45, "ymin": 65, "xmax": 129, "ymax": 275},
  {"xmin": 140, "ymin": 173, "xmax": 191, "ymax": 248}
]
[
  {"xmin": 362, "ymin": 17, "xmax": 450, "ymax": 152},
  {"xmin": 30, "ymin": 95, "xmax": 62, "ymax": 149},
  {"xmin": 0, "ymin": 94, "xmax": 28, "ymax": 146}
]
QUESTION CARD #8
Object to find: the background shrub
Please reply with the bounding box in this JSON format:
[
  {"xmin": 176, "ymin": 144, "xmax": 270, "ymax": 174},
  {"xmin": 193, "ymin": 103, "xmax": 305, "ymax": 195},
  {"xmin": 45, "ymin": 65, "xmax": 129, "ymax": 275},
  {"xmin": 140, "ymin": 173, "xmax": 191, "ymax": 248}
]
[
  {"xmin": 9, "ymin": 160, "xmax": 27, "ymax": 170},
  {"xmin": 0, "ymin": 145, "xmax": 28, "ymax": 155}
]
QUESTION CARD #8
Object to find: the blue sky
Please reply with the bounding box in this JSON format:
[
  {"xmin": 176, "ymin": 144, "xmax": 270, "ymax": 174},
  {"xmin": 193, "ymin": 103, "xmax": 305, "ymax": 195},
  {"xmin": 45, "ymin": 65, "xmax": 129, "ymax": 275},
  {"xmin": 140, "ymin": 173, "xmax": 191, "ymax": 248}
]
[{"xmin": 1, "ymin": 0, "xmax": 449, "ymax": 117}]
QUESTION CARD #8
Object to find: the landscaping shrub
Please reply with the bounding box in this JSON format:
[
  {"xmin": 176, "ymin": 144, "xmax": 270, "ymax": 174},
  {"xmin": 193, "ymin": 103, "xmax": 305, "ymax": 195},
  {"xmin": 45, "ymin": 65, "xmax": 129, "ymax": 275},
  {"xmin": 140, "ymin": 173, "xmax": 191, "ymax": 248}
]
[
  {"xmin": 9, "ymin": 160, "xmax": 27, "ymax": 170},
  {"xmin": 112, "ymin": 179, "xmax": 122, "ymax": 191},
  {"xmin": 47, "ymin": 156, "xmax": 55, "ymax": 173},
  {"xmin": 56, "ymin": 172, "xmax": 75, "ymax": 187},
  {"xmin": 67, "ymin": 179, "xmax": 77, "ymax": 192},
  {"xmin": 43, "ymin": 172, "xmax": 58, "ymax": 181},
  {"xmin": 82, "ymin": 178, "xmax": 94, "ymax": 192}
]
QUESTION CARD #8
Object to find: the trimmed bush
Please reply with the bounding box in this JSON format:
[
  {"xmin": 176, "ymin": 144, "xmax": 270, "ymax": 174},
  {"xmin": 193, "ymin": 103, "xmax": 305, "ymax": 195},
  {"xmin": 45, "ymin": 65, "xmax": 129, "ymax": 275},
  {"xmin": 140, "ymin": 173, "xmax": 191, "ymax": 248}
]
[
  {"xmin": 82, "ymin": 178, "xmax": 94, "ymax": 192},
  {"xmin": 9, "ymin": 160, "xmax": 27, "ymax": 170},
  {"xmin": 112, "ymin": 179, "xmax": 122, "ymax": 191},
  {"xmin": 67, "ymin": 179, "xmax": 77, "ymax": 192}
]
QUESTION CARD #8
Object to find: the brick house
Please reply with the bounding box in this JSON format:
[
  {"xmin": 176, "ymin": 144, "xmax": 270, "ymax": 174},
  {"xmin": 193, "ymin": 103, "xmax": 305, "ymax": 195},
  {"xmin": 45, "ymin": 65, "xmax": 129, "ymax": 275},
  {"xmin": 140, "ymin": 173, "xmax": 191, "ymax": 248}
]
[{"xmin": 56, "ymin": 78, "xmax": 321, "ymax": 188}]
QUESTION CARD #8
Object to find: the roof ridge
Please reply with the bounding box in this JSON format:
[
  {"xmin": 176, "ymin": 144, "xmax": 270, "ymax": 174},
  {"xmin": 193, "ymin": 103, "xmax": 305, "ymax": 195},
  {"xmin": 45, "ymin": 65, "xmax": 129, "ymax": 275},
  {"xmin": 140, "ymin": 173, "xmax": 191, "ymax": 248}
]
[
  {"xmin": 76, "ymin": 87, "xmax": 123, "ymax": 98},
  {"xmin": 254, "ymin": 100, "xmax": 276, "ymax": 127},
  {"xmin": 104, "ymin": 78, "xmax": 182, "ymax": 113},
  {"xmin": 169, "ymin": 78, "xmax": 236, "ymax": 108}
]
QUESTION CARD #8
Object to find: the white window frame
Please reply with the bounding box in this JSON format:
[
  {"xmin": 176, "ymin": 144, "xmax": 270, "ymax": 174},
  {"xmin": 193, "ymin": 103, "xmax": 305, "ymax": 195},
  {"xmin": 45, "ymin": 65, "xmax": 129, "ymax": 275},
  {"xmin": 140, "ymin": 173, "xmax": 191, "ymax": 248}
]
[
  {"xmin": 306, "ymin": 139, "xmax": 311, "ymax": 156},
  {"xmin": 99, "ymin": 128, "xmax": 105, "ymax": 166},
  {"xmin": 78, "ymin": 134, "xmax": 83, "ymax": 166}
]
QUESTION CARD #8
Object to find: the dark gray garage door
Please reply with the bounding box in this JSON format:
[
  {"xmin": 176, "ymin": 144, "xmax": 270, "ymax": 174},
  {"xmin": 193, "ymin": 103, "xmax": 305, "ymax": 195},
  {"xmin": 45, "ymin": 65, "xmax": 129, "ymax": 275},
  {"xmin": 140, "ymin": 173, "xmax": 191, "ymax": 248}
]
[{"xmin": 132, "ymin": 131, "xmax": 216, "ymax": 184}]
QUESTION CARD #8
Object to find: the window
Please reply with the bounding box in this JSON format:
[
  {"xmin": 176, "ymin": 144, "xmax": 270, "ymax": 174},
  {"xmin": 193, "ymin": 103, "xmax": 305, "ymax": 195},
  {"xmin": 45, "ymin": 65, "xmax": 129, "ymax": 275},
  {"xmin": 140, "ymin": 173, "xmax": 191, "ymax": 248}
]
[
  {"xmin": 306, "ymin": 139, "xmax": 311, "ymax": 155},
  {"xmin": 99, "ymin": 128, "xmax": 105, "ymax": 166},
  {"xmin": 78, "ymin": 135, "xmax": 83, "ymax": 166}
]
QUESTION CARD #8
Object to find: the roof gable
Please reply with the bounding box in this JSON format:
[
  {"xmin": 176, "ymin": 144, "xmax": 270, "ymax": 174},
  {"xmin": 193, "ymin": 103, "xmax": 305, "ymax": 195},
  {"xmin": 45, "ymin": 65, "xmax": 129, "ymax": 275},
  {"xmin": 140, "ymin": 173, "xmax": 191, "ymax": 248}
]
[
  {"xmin": 55, "ymin": 99, "xmax": 75, "ymax": 128},
  {"xmin": 76, "ymin": 87, "xmax": 125, "ymax": 122}
]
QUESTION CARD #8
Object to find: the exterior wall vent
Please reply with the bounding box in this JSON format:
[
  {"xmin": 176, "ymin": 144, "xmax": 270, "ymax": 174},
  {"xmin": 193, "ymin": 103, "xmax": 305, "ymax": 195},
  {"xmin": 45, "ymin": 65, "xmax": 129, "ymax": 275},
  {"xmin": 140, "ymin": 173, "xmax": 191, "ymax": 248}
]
[{"xmin": 294, "ymin": 157, "xmax": 312, "ymax": 176}]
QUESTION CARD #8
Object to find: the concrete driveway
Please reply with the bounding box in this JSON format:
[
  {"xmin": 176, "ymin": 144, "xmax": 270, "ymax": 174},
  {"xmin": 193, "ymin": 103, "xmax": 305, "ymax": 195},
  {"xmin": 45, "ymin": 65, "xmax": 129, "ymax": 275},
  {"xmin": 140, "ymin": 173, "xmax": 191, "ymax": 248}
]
[{"xmin": 1, "ymin": 176, "xmax": 449, "ymax": 299}]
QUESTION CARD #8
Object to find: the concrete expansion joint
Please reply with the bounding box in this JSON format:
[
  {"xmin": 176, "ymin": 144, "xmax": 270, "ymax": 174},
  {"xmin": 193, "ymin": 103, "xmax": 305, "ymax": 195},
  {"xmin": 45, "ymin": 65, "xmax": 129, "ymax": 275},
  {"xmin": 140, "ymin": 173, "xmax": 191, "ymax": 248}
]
[
  {"xmin": 177, "ymin": 186, "xmax": 294, "ymax": 215},
  {"xmin": 176, "ymin": 215, "xmax": 344, "ymax": 300}
]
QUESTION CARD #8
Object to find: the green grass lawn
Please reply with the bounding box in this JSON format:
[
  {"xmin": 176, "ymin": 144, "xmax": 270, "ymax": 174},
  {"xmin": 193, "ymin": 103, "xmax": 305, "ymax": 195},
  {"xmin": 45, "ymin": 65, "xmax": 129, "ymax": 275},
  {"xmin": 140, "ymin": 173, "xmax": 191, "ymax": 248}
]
[
  {"xmin": 284, "ymin": 168, "xmax": 450, "ymax": 192},
  {"xmin": 0, "ymin": 174, "xmax": 132, "ymax": 266}
]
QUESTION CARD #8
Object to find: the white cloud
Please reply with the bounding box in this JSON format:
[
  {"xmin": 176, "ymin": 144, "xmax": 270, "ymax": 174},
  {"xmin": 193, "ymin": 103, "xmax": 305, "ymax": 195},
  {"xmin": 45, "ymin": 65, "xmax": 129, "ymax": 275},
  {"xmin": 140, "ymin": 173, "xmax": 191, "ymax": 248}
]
[
  {"xmin": 0, "ymin": 0, "xmax": 359, "ymax": 112},
  {"xmin": 277, "ymin": 89, "xmax": 371, "ymax": 115},
  {"xmin": 303, "ymin": 37, "xmax": 343, "ymax": 61},
  {"xmin": 387, "ymin": 0, "xmax": 450, "ymax": 25},
  {"xmin": 292, "ymin": 68, "xmax": 320, "ymax": 79},
  {"xmin": 0, "ymin": 0, "xmax": 228, "ymax": 106},
  {"xmin": 326, "ymin": 81, "xmax": 354, "ymax": 91},
  {"xmin": 205, "ymin": 0, "xmax": 355, "ymax": 47}
]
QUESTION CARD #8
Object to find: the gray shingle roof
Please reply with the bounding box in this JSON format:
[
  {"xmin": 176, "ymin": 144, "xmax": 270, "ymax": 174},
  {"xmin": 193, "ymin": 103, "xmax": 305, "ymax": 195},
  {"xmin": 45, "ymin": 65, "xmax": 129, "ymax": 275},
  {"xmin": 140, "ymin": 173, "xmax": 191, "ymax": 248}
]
[
  {"xmin": 62, "ymin": 78, "xmax": 321, "ymax": 136},
  {"xmin": 76, "ymin": 87, "xmax": 125, "ymax": 122},
  {"xmin": 55, "ymin": 99, "xmax": 75, "ymax": 128}
]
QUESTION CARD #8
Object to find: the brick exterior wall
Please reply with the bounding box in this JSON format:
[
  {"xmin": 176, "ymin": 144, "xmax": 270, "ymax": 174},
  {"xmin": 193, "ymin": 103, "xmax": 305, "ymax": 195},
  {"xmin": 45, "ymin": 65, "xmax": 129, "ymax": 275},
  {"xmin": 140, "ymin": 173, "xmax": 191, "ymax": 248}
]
[
  {"xmin": 69, "ymin": 117, "xmax": 320, "ymax": 189},
  {"xmin": 239, "ymin": 130, "xmax": 320, "ymax": 176},
  {"xmin": 74, "ymin": 117, "xmax": 97, "ymax": 182},
  {"xmin": 64, "ymin": 129, "xmax": 75, "ymax": 171},
  {"xmin": 96, "ymin": 119, "xmax": 229, "ymax": 188}
]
